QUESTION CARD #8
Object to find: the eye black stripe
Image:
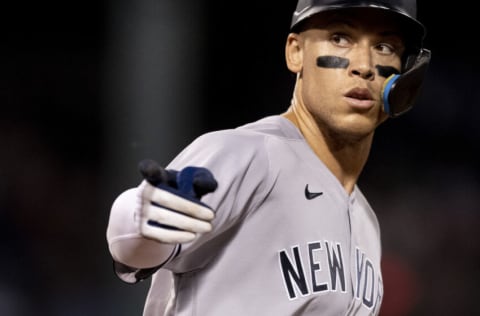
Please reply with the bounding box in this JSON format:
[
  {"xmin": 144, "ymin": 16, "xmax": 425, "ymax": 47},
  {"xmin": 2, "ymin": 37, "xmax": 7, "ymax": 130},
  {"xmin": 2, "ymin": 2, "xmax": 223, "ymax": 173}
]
[
  {"xmin": 316, "ymin": 56, "xmax": 349, "ymax": 68},
  {"xmin": 316, "ymin": 56, "xmax": 401, "ymax": 79}
]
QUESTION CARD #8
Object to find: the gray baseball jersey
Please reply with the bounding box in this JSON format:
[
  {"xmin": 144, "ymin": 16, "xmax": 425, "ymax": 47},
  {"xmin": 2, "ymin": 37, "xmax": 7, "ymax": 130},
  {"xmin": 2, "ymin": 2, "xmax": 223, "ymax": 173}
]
[{"xmin": 118, "ymin": 115, "xmax": 383, "ymax": 315}]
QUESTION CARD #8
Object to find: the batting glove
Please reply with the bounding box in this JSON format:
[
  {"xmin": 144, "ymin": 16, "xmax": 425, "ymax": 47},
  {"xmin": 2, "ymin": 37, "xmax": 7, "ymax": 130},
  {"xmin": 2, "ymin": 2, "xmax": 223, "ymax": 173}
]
[{"xmin": 136, "ymin": 159, "xmax": 217, "ymax": 244}]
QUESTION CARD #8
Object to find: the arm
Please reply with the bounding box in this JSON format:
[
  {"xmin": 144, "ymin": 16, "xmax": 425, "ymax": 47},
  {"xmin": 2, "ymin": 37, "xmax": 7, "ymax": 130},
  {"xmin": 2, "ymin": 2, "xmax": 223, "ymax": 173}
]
[
  {"xmin": 106, "ymin": 187, "xmax": 177, "ymax": 269},
  {"xmin": 106, "ymin": 160, "xmax": 217, "ymax": 271}
]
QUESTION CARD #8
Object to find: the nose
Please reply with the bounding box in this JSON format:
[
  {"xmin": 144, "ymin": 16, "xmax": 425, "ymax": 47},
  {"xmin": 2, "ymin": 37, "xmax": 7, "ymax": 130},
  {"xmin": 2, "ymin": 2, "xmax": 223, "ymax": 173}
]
[
  {"xmin": 349, "ymin": 46, "xmax": 375, "ymax": 80},
  {"xmin": 351, "ymin": 67, "xmax": 374, "ymax": 80}
]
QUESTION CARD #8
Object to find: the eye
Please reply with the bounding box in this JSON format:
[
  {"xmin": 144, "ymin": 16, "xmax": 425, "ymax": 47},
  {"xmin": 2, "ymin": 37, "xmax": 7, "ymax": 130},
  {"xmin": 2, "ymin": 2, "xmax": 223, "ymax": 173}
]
[
  {"xmin": 330, "ymin": 33, "xmax": 350, "ymax": 48},
  {"xmin": 375, "ymin": 43, "xmax": 396, "ymax": 55}
]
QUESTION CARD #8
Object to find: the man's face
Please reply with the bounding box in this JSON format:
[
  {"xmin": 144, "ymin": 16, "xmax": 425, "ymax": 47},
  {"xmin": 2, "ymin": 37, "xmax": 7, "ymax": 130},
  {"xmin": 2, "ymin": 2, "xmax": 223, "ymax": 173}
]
[{"xmin": 293, "ymin": 9, "xmax": 406, "ymax": 139}]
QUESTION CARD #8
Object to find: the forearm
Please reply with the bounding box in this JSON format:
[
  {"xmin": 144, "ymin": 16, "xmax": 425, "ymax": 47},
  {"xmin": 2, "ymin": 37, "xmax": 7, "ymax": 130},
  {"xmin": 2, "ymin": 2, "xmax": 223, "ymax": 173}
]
[{"xmin": 106, "ymin": 188, "xmax": 176, "ymax": 269}]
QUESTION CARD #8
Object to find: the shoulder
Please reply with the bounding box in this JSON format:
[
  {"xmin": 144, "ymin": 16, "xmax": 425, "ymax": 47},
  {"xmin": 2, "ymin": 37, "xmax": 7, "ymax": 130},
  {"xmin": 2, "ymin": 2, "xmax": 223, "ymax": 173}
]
[
  {"xmin": 236, "ymin": 115, "xmax": 302, "ymax": 139},
  {"xmin": 168, "ymin": 115, "xmax": 303, "ymax": 193},
  {"xmin": 193, "ymin": 115, "xmax": 303, "ymax": 148}
]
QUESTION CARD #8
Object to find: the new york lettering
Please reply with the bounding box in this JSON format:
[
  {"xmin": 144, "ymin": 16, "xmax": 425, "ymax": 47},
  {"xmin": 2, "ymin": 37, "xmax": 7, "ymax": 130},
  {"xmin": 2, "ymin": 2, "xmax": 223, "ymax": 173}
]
[{"xmin": 278, "ymin": 241, "xmax": 383, "ymax": 311}]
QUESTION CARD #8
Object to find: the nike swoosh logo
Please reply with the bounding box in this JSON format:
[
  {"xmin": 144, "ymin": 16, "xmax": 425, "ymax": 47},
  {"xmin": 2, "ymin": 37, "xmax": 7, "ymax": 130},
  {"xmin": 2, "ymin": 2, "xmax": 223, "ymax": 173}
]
[{"xmin": 305, "ymin": 184, "xmax": 323, "ymax": 200}]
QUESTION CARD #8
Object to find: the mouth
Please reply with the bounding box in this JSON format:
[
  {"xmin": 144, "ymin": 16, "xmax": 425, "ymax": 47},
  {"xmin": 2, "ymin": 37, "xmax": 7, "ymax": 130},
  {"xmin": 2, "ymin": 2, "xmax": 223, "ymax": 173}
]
[{"xmin": 344, "ymin": 88, "xmax": 375, "ymax": 109}]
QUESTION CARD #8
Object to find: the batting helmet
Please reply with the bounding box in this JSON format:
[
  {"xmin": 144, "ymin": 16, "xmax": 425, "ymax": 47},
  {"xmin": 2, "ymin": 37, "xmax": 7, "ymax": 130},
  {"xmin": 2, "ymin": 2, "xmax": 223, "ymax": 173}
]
[
  {"xmin": 290, "ymin": 0, "xmax": 430, "ymax": 117},
  {"xmin": 291, "ymin": 0, "xmax": 425, "ymax": 48}
]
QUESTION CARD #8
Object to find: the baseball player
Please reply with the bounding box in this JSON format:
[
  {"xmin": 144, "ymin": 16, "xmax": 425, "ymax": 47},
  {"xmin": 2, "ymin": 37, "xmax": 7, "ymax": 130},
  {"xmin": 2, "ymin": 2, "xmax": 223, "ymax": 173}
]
[{"xmin": 106, "ymin": 0, "xmax": 430, "ymax": 315}]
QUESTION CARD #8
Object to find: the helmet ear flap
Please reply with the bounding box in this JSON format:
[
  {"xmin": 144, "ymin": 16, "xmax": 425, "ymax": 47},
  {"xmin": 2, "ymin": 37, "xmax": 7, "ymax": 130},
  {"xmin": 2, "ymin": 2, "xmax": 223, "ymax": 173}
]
[
  {"xmin": 402, "ymin": 49, "xmax": 422, "ymax": 72},
  {"xmin": 382, "ymin": 48, "xmax": 431, "ymax": 117},
  {"xmin": 403, "ymin": 53, "xmax": 417, "ymax": 72}
]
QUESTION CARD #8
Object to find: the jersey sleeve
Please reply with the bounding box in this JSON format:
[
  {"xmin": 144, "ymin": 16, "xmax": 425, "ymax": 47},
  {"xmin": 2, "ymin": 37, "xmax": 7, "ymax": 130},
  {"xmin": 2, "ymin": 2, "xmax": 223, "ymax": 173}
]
[
  {"xmin": 163, "ymin": 129, "xmax": 276, "ymax": 272},
  {"xmin": 111, "ymin": 128, "xmax": 276, "ymax": 280},
  {"xmin": 111, "ymin": 245, "xmax": 180, "ymax": 284}
]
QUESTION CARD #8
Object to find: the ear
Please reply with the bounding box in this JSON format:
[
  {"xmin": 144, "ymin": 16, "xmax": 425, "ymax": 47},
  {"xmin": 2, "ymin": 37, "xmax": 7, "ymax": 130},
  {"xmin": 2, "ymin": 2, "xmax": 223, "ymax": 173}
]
[{"xmin": 285, "ymin": 33, "xmax": 303, "ymax": 73}]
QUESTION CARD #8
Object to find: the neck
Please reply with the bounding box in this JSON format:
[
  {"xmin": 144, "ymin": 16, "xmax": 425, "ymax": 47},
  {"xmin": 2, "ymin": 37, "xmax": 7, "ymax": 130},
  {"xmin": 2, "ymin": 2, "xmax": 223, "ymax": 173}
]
[{"xmin": 282, "ymin": 103, "xmax": 374, "ymax": 195}]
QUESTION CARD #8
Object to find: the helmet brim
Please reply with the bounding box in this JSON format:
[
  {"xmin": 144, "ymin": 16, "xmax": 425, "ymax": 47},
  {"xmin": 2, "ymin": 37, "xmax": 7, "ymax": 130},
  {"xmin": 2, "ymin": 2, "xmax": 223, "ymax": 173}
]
[{"xmin": 291, "ymin": 5, "xmax": 426, "ymax": 47}]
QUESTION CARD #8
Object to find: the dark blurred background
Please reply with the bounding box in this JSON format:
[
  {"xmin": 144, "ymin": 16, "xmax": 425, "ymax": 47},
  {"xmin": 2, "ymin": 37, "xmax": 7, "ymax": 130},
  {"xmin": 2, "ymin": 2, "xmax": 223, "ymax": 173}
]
[{"xmin": 1, "ymin": 1, "xmax": 478, "ymax": 315}]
